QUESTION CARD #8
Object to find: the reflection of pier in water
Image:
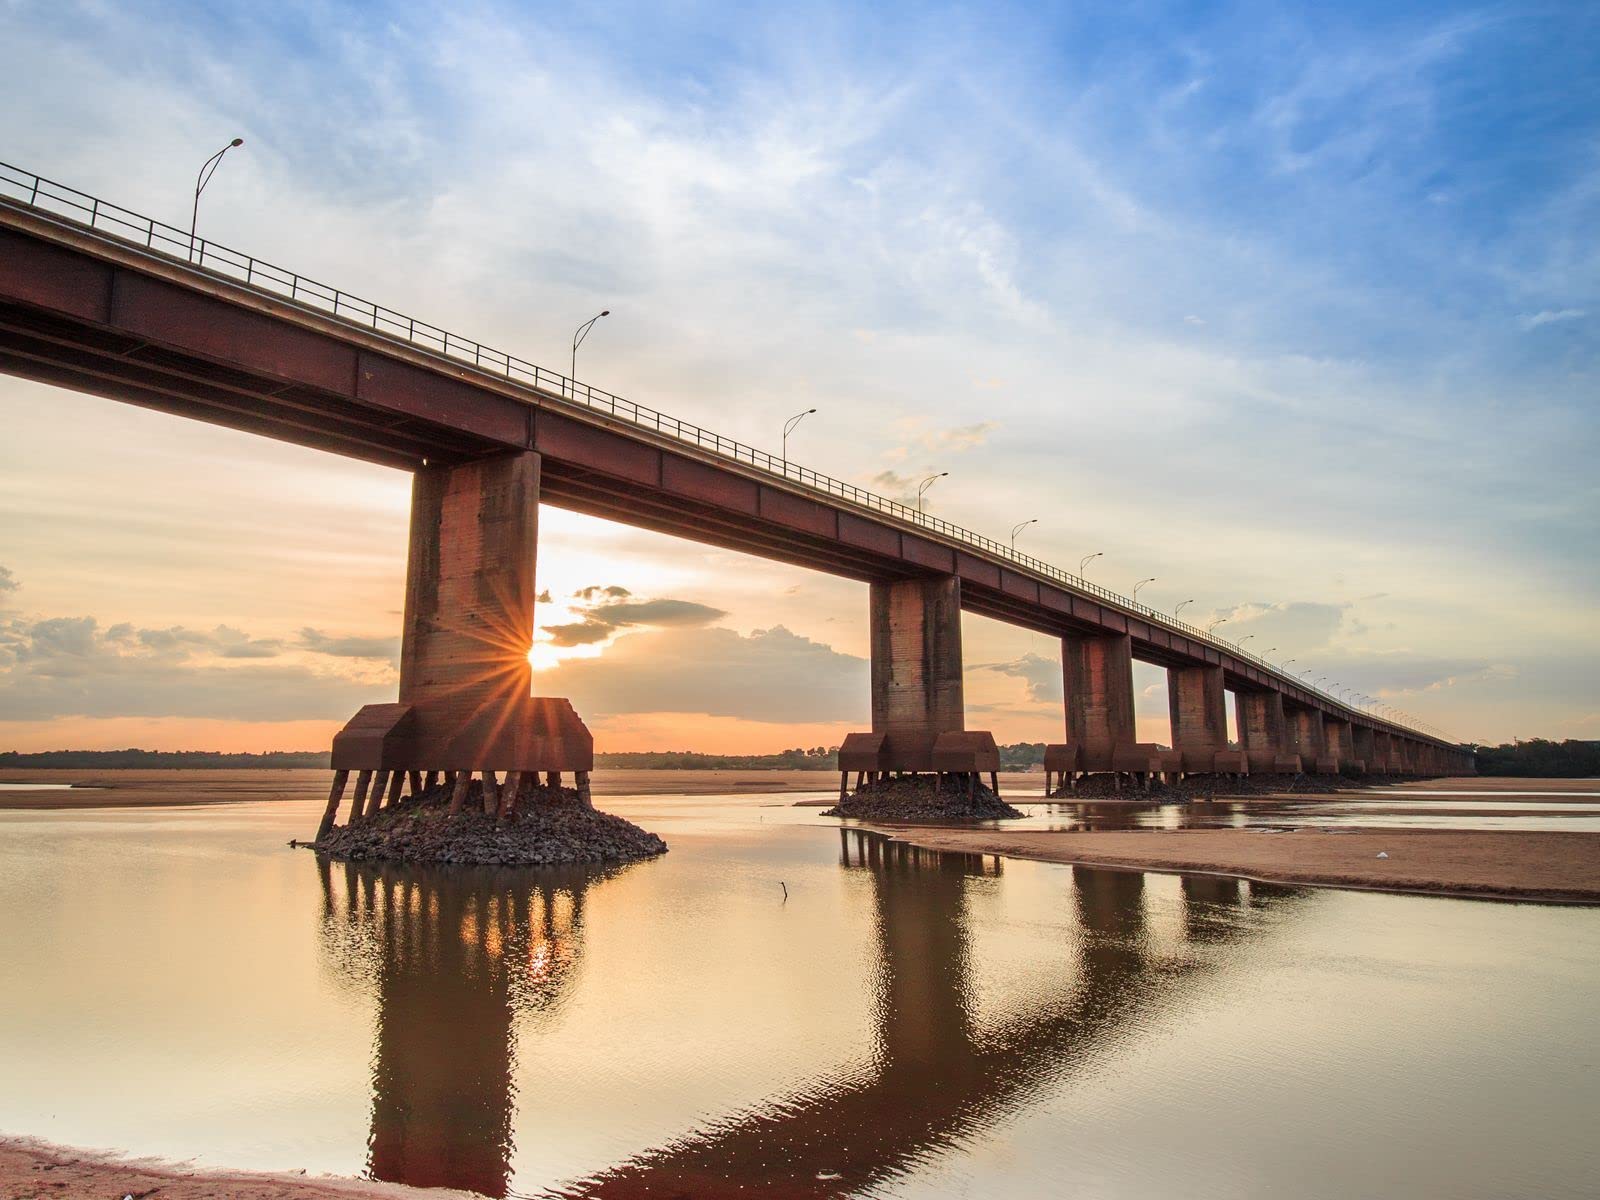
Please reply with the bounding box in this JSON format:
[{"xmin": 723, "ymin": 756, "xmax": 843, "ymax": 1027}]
[
  {"xmin": 316, "ymin": 858, "xmax": 626, "ymax": 1198},
  {"xmin": 561, "ymin": 830, "xmax": 1307, "ymax": 1198},
  {"xmin": 317, "ymin": 836, "xmax": 1306, "ymax": 1199}
]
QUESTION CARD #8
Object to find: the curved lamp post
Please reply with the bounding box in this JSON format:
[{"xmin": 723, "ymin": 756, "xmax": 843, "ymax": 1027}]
[
  {"xmin": 1175, "ymin": 599, "xmax": 1195, "ymax": 617},
  {"xmin": 1132, "ymin": 577, "xmax": 1156, "ymax": 604},
  {"xmin": 782, "ymin": 408, "xmax": 816, "ymax": 465},
  {"xmin": 571, "ymin": 310, "xmax": 609, "ymax": 384},
  {"xmin": 1009, "ymin": 518, "xmax": 1038, "ymax": 552},
  {"xmin": 190, "ymin": 137, "xmax": 244, "ymax": 261},
  {"xmin": 916, "ymin": 472, "xmax": 947, "ymax": 515},
  {"xmin": 1078, "ymin": 552, "xmax": 1102, "ymax": 577},
  {"xmin": 1205, "ymin": 617, "xmax": 1228, "ymax": 635}
]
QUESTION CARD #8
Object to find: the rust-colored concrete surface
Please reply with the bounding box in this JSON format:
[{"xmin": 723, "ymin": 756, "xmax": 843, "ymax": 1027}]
[
  {"xmin": 0, "ymin": 1137, "xmax": 467, "ymax": 1199},
  {"xmin": 864, "ymin": 826, "xmax": 1600, "ymax": 904}
]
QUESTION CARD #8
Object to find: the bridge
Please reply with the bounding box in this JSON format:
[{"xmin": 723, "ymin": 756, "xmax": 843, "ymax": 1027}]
[{"xmin": 0, "ymin": 161, "xmax": 1473, "ymax": 813}]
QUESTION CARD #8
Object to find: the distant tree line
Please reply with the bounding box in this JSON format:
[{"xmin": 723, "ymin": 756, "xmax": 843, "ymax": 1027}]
[
  {"xmin": 1471, "ymin": 739, "xmax": 1600, "ymax": 778},
  {"xmin": 2, "ymin": 742, "xmax": 1061, "ymax": 772}
]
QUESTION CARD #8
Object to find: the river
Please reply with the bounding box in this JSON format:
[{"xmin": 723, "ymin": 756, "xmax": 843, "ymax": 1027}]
[{"xmin": 1, "ymin": 780, "xmax": 1596, "ymax": 1197}]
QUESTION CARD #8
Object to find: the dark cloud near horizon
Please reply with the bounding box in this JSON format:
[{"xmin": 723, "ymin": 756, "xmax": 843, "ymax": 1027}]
[{"xmin": 544, "ymin": 587, "xmax": 728, "ymax": 648}]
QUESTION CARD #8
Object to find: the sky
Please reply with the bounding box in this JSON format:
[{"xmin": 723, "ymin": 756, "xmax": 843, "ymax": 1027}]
[{"xmin": 0, "ymin": 0, "xmax": 1595, "ymax": 754}]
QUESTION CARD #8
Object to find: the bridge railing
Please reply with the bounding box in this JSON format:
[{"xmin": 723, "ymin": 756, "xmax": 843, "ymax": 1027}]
[{"xmin": 0, "ymin": 160, "xmax": 1448, "ymax": 744}]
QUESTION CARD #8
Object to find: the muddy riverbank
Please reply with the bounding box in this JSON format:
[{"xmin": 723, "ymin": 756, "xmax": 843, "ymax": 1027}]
[{"xmin": 862, "ymin": 826, "xmax": 1600, "ymax": 904}]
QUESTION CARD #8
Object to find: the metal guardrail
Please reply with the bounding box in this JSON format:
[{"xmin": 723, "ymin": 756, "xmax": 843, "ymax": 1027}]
[{"xmin": 0, "ymin": 159, "xmax": 1450, "ymax": 745}]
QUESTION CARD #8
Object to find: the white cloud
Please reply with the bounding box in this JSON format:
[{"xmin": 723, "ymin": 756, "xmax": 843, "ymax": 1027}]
[{"xmin": 1517, "ymin": 308, "xmax": 1586, "ymax": 331}]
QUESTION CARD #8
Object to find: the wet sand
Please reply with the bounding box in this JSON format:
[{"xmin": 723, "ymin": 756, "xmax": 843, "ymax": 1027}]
[
  {"xmin": 0, "ymin": 1136, "xmax": 464, "ymax": 1199},
  {"xmin": 0, "ymin": 766, "xmax": 849, "ymax": 808},
  {"xmin": 866, "ymin": 825, "xmax": 1600, "ymax": 904}
]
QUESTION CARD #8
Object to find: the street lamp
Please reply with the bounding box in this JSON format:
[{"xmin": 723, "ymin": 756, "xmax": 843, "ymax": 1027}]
[
  {"xmin": 190, "ymin": 137, "xmax": 244, "ymax": 261},
  {"xmin": 1175, "ymin": 599, "xmax": 1195, "ymax": 617},
  {"xmin": 1205, "ymin": 617, "xmax": 1228, "ymax": 634},
  {"xmin": 1238, "ymin": 634, "xmax": 1255, "ymax": 648},
  {"xmin": 1282, "ymin": 658, "xmax": 1296, "ymax": 671},
  {"xmin": 1265, "ymin": 647, "xmax": 1278, "ymax": 658},
  {"xmin": 571, "ymin": 310, "xmax": 610, "ymax": 384},
  {"xmin": 1132, "ymin": 577, "xmax": 1156, "ymax": 603},
  {"xmin": 1079, "ymin": 552, "xmax": 1102, "ymax": 576},
  {"xmin": 1009, "ymin": 519, "xmax": 1038, "ymax": 552},
  {"xmin": 782, "ymin": 408, "xmax": 816, "ymax": 465},
  {"xmin": 916, "ymin": 472, "xmax": 947, "ymax": 515}
]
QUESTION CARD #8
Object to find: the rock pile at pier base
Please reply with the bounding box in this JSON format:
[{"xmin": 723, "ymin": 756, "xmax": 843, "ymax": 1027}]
[
  {"xmin": 824, "ymin": 775, "xmax": 1024, "ymax": 822},
  {"xmin": 314, "ymin": 778, "xmax": 666, "ymax": 866}
]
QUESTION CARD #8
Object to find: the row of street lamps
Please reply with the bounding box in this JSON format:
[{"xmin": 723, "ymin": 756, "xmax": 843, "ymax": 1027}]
[{"xmin": 182, "ymin": 139, "xmax": 1440, "ymax": 741}]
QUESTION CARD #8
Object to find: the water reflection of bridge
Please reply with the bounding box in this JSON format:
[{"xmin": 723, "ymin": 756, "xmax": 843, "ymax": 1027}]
[
  {"xmin": 316, "ymin": 858, "xmax": 619, "ymax": 1197},
  {"xmin": 317, "ymin": 836, "xmax": 1307, "ymax": 1197}
]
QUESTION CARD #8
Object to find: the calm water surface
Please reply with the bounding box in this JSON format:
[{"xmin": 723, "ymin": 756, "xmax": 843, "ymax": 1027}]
[{"xmin": 2, "ymin": 785, "xmax": 1597, "ymax": 1198}]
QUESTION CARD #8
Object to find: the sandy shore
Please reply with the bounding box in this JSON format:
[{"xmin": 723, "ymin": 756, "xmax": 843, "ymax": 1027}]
[
  {"xmin": 0, "ymin": 1136, "xmax": 465, "ymax": 1199},
  {"xmin": 864, "ymin": 826, "xmax": 1600, "ymax": 904}
]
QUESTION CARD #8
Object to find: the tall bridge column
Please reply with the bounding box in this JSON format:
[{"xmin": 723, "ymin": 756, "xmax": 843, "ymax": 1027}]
[
  {"xmin": 870, "ymin": 576, "xmax": 965, "ymax": 768},
  {"xmin": 321, "ymin": 450, "xmax": 593, "ymax": 838},
  {"xmin": 1168, "ymin": 664, "xmax": 1243, "ymax": 776},
  {"xmin": 1043, "ymin": 633, "xmax": 1163, "ymax": 789},
  {"xmin": 1374, "ymin": 730, "xmax": 1396, "ymax": 773},
  {"xmin": 1324, "ymin": 716, "xmax": 1357, "ymax": 774},
  {"xmin": 1352, "ymin": 725, "xmax": 1379, "ymax": 774},
  {"xmin": 839, "ymin": 575, "xmax": 997, "ymax": 783},
  {"xmin": 1234, "ymin": 690, "xmax": 1298, "ymax": 774},
  {"xmin": 1063, "ymin": 633, "xmax": 1137, "ymax": 770},
  {"xmin": 1287, "ymin": 704, "xmax": 1336, "ymax": 775}
]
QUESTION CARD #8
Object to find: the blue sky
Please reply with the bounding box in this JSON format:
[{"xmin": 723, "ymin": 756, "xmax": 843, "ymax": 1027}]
[{"xmin": 0, "ymin": 0, "xmax": 1594, "ymax": 750}]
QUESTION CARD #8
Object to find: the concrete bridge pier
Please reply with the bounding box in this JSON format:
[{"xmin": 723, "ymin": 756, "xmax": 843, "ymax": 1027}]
[
  {"xmin": 1352, "ymin": 725, "xmax": 1380, "ymax": 775},
  {"xmin": 839, "ymin": 576, "xmax": 998, "ymax": 791},
  {"xmin": 1286, "ymin": 704, "xmax": 1338, "ymax": 775},
  {"xmin": 1324, "ymin": 716, "xmax": 1360, "ymax": 775},
  {"xmin": 317, "ymin": 450, "xmax": 593, "ymax": 841},
  {"xmin": 1043, "ymin": 633, "xmax": 1162, "ymax": 793},
  {"xmin": 1168, "ymin": 664, "xmax": 1247, "ymax": 779},
  {"xmin": 1234, "ymin": 690, "xmax": 1301, "ymax": 774}
]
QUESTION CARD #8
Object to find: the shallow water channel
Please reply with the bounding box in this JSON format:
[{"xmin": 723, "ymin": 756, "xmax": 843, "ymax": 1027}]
[{"xmin": 2, "ymin": 786, "xmax": 1597, "ymax": 1198}]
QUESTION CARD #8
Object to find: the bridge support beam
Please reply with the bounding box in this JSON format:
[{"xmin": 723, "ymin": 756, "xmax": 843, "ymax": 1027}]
[
  {"xmin": 1352, "ymin": 725, "xmax": 1379, "ymax": 774},
  {"xmin": 1168, "ymin": 665, "xmax": 1244, "ymax": 776},
  {"xmin": 323, "ymin": 450, "xmax": 592, "ymax": 837},
  {"xmin": 1324, "ymin": 716, "xmax": 1359, "ymax": 775},
  {"xmin": 1043, "ymin": 633, "xmax": 1166, "ymax": 790},
  {"xmin": 838, "ymin": 575, "xmax": 997, "ymax": 783},
  {"xmin": 1287, "ymin": 705, "xmax": 1337, "ymax": 775},
  {"xmin": 869, "ymin": 576, "xmax": 966, "ymax": 769},
  {"xmin": 1234, "ymin": 690, "xmax": 1299, "ymax": 774}
]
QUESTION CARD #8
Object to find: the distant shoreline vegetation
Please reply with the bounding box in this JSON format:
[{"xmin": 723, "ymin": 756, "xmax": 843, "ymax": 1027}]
[
  {"xmin": 3, "ymin": 740, "xmax": 1592, "ymax": 775},
  {"xmin": 0, "ymin": 744, "xmax": 1054, "ymax": 771}
]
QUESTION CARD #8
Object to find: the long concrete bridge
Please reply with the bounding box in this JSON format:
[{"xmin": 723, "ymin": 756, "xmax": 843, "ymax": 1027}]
[{"xmin": 0, "ymin": 161, "xmax": 1473, "ymax": 808}]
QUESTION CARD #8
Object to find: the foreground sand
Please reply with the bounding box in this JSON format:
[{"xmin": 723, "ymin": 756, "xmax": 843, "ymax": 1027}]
[
  {"xmin": 866, "ymin": 825, "xmax": 1600, "ymax": 904},
  {"xmin": 0, "ymin": 1137, "xmax": 464, "ymax": 1199}
]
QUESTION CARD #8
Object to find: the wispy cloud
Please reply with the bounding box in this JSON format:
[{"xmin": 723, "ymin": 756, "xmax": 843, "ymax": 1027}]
[{"xmin": 1518, "ymin": 308, "xmax": 1586, "ymax": 331}]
